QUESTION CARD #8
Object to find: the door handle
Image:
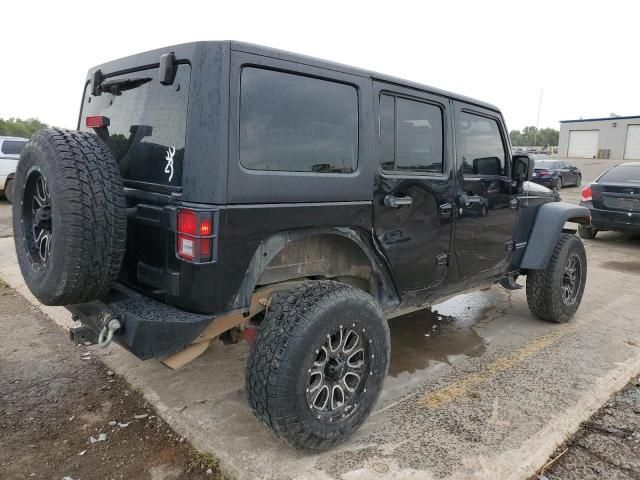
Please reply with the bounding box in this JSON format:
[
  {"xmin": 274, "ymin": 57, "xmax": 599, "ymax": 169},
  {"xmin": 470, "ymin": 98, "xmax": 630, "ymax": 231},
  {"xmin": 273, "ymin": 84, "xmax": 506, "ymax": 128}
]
[
  {"xmin": 384, "ymin": 195, "xmax": 413, "ymax": 208},
  {"xmin": 460, "ymin": 194, "xmax": 480, "ymax": 207},
  {"xmin": 439, "ymin": 203, "xmax": 453, "ymax": 217}
]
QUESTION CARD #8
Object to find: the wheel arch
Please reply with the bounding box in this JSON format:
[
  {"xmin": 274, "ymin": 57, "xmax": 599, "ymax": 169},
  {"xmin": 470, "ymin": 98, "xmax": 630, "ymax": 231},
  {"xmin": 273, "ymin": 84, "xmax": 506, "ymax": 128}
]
[
  {"xmin": 232, "ymin": 228, "xmax": 399, "ymax": 311},
  {"xmin": 518, "ymin": 202, "xmax": 590, "ymax": 270}
]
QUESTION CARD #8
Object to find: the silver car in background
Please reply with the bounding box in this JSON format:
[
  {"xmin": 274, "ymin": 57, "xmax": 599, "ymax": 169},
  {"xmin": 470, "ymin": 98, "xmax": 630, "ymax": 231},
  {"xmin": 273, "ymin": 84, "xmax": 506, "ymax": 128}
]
[{"xmin": 0, "ymin": 136, "xmax": 28, "ymax": 203}]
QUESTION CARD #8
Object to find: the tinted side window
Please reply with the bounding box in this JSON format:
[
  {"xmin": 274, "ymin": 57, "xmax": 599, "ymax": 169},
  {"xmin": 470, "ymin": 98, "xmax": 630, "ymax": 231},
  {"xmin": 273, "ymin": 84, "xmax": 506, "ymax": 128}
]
[
  {"xmin": 240, "ymin": 68, "xmax": 358, "ymax": 173},
  {"xmin": 1, "ymin": 140, "xmax": 27, "ymax": 155},
  {"xmin": 379, "ymin": 94, "xmax": 444, "ymax": 173},
  {"xmin": 458, "ymin": 112, "xmax": 506, "ymax": 176}
]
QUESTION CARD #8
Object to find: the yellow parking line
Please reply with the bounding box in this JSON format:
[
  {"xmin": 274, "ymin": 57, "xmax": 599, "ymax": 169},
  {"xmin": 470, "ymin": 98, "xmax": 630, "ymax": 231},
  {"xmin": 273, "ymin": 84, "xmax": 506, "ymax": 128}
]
[{"xmin": 419, "ymin": 325, "xmax": 577, "ymax": 408}]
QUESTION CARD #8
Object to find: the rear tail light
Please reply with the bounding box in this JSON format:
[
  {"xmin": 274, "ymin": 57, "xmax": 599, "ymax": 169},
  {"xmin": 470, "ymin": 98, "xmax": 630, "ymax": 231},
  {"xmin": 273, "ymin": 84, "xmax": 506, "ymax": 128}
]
[
  {"xmin": 85, "ymin": 115, "xmax": 110, "ymax": 128},
  {"xmin": 537, "ymin": 169, "xmax": 550, "ymax": 176},
  {"xmin": 581, "ymin": 186, "xmax": 593, "ymax": 202},
  {"xmin": 176, "ymin": 209, "xmax": 217, "ymax": 263}
]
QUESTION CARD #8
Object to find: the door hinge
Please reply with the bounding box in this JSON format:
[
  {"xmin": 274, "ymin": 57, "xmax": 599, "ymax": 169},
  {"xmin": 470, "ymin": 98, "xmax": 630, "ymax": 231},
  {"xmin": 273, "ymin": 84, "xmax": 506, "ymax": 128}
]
[
  {"xmin": 505, "ymin": 240, "xmax": 515, "ymax": 251},
  {"xmin": 435, "ymin": 253, "xmax": 450, "ymax": 266}
]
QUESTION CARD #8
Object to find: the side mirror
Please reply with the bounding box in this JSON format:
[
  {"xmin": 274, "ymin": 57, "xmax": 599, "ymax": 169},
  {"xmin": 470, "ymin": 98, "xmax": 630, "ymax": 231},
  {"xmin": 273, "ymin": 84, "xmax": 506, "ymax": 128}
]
[{"xmin": 512, "ymin": 154, "xmax": 535, "ymax": 183}]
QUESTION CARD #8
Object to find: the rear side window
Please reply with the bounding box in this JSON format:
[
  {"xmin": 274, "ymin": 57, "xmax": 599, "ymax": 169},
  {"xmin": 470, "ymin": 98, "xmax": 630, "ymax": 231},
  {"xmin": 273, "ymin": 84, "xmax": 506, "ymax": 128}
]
[
  {"xmin": 80, "ymin": 64, "xmax": 191, "ymax": 188},
  {"xmin": 1, "ymin": 140, "xmax": 27, "ymax": 155},
  {"xmin": 379, "ymin": 94, "xmax": 444, "ymax": 173},
  {"xmin": 240, "ymin": 68, "xmax": 358, "ymax": 173},
  {"xmin": 458, "ymin": 112, "xmax": 506, "ymax": 176},
  {"xmin": 599, "ymin": 165, "xmax": 640, "ymax": 183}
]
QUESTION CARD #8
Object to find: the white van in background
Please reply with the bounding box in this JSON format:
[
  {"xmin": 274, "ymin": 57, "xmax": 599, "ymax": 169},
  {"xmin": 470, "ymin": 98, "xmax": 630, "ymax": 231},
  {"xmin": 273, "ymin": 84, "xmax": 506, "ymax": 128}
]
[{"xmin": 0, "ymin": 136, "xmax": 28, "ymax": 203}]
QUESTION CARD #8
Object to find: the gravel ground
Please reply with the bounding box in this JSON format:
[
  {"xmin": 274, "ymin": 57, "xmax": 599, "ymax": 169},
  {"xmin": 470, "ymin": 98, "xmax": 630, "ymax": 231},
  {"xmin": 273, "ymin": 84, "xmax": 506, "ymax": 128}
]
[
  {"xmin": 535, "ymin": 375, "xmax": 640, "ymax": 480},
  {"xmin": 0, "ymin": 280, "xmax": 222, "ymax": 480}
]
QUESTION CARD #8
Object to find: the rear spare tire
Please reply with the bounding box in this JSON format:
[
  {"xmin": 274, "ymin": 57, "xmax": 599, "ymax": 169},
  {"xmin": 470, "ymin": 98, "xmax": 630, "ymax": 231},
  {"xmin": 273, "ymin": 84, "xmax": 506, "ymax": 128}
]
[{"xmin": 12, "ymin": 129, "xmax": 126, "ymax": 305}]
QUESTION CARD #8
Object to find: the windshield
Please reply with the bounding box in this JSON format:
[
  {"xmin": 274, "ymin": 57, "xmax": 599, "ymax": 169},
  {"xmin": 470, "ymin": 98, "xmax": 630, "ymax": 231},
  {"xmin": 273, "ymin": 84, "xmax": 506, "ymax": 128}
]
[
  {"xmin": 535, "ymin": 160, "xmax": 558, "ymax": 169},
  {"xmin": 79, "ymin": 64, "xmax": 191, "ymax": 190}
]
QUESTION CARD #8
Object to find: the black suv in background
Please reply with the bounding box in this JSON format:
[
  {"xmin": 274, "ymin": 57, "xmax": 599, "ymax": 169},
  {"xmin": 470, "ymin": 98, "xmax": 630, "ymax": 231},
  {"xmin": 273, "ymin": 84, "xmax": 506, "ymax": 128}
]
[{"xmin": 13, "ymin": 41, "xmax": 590, "ymax": 451}]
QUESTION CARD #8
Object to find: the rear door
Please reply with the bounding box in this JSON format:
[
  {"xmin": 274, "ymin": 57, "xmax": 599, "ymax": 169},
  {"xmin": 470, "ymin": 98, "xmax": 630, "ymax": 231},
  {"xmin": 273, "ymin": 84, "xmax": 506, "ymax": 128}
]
[
  {"xmin": 79, "ymin": 63, "xmax": 192, "ymax": 298},
  {"xmin": 372, "ymin": 82, "xmax": 454, "ymax": 291},
  {"xmin": 452, "ymin": 102, "xmax": 517, "ymax": 277}
]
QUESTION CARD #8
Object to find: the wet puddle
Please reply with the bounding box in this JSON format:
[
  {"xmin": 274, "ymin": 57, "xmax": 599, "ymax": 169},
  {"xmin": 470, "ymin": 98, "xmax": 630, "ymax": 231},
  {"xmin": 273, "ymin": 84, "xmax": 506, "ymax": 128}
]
[
  {"xmin": 599, "ymin": 260, "xmax": 640, "ymax": 275},
  {"xmin": 387, "ymin": 291, "xmax": 501, "ymax": 376}
]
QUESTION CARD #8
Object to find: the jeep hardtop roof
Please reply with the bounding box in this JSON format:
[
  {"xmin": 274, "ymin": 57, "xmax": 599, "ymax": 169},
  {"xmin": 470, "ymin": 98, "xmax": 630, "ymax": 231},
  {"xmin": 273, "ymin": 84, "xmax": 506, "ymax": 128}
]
[{"xmin": 84, "ymin": 40, "xmax": 500, "ymax": 113}]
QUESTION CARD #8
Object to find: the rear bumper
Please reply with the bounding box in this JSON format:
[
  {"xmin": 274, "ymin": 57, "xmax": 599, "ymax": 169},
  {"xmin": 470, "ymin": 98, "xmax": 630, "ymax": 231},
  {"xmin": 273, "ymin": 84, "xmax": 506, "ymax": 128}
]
[
  {"xmin": 581, "ymin": 202, "xmax": 640, "ymax": 233},
  {"xmin": 530, "ymin": 177, "xmax": 558, "ymax": 188},
  {"xmin": 66, "ymin": 284, "xmax": 214, "ymax": 359}
]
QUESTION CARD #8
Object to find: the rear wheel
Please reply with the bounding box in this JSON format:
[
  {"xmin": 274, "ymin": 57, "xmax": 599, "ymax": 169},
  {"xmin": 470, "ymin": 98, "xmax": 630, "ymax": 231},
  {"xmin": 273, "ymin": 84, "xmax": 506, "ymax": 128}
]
[
  {"xmin": 578, "ymin": 225, "xmax": 597, "ymax": 239},
  {"xmin": 4, "ymin": 178, "xmax": 14, "ymax": 203},
  {"xmin": 246, "ymin": 280, "xmax": 390, "ymax": 451},
  {"xmin": 556, "ymin": 177, "xmax": 563, "ymax": 190},
  {"xmin": 576, "ymin": 175, "xmax": 582, "ymax": 187},
  {"xmin": 526, "ymin": 233, "xmax": 587, "ymax": 323}
]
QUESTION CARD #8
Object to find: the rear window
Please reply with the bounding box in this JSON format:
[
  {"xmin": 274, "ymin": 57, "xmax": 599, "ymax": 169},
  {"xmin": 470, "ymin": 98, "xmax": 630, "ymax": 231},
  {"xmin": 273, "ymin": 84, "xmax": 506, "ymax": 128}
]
[
  {"xmin": 80, "ymin": 64, "xmax": 190, "ymax": 188},
  {"xmin": 1, "ymin": 140, "xmax": 27, "ymax": 155},
  {"xmin": 599, "ymin": 165, "xmax": 640, "ymax": 183},
  {"xmin": 535, "ymin": 160, "xmax": 555, "ymax": 169},
  {"xmin": 240, "ymin": 67, "xmax": 358, "ymax": 173}
]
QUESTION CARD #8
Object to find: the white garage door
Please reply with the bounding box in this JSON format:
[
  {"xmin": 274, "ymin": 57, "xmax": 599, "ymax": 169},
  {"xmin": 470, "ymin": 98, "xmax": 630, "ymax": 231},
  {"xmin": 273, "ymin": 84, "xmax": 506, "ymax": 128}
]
[
  {"xmin": 568, "ymin": 130, "xmax": 599, "ymax": 158},
  {"xmin": 624, "ymin": 125, "xmax": 640, "ymax": 160}
]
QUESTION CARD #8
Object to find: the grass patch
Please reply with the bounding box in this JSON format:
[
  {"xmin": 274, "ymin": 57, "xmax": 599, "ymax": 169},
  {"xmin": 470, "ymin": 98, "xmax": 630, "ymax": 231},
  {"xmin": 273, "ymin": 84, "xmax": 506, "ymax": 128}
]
[{"xmin": 188, "ymin": 448, "xmax": 220, "ymax": 471}]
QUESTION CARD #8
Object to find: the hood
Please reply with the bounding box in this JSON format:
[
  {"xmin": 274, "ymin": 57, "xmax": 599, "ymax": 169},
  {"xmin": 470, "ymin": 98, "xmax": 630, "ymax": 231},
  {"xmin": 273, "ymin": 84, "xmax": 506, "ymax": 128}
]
[{"xmin": 524, "ymin": 181, "xmax": 560, "ymax": 200}]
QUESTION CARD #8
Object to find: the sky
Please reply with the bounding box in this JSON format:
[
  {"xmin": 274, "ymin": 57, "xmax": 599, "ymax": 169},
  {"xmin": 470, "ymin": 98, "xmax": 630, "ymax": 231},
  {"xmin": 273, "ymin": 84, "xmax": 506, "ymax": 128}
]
[{"xmin": 2, "ymin": 0, "xmax": 638, "ymax": 132}]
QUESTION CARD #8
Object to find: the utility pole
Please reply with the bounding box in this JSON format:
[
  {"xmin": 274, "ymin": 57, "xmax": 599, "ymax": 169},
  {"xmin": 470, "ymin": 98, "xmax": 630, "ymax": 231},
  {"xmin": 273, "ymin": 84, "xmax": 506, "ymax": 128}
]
[{"xmin": 533, "ymin": 89, "xmax": 543, "ymax": 147}]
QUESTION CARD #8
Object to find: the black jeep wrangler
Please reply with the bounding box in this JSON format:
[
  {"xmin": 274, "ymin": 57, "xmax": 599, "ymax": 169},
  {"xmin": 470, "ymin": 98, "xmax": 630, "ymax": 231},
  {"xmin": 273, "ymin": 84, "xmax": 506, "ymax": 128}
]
[{"xmin": 13, "ymin": 41, "xmax": 590, "ymax": 451}]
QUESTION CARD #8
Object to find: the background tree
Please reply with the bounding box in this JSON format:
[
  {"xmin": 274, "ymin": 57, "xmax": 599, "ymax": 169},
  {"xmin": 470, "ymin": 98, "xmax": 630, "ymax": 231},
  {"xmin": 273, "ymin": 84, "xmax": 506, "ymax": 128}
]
[
  {"xmin": 510, "ymin": 126, "xmax": 559, "ymax": 147},
  {"xmin": 0, "ymin": 117, "xmax": 49, "ymax": 139}
]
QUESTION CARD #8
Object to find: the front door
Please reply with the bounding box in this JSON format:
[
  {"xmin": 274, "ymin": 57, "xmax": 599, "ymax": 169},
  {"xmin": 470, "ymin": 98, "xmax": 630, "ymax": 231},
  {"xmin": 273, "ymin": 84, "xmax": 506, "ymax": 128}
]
[
  {"xmin": 373, "ymin": 83, "xmax": 455, "ymax": 291},
  {"xmin": 452, "ymin": 103, "xmax": 518, "ymax": 277}
]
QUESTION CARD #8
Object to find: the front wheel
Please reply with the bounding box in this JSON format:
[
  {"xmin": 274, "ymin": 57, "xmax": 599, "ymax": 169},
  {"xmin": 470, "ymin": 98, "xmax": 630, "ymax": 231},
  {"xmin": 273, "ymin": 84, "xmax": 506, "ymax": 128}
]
[
  {"xmin": 526, "ymin": 233, "xmax": 587, "ymax": 323},
  {"xmin": 246, "ymin": 280, "xmax": 390, "ymax": 451}
]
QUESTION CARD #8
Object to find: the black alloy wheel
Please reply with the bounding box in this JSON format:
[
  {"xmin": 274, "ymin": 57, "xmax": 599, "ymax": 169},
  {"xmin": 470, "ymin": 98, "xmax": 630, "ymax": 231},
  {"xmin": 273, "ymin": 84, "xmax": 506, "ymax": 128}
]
[
  {"xmin": 305, "ymin": 323, "xmax": 370, "ymax": 423},
  {"xmin": 23, "ymin": 170, "xmax": 52, "ymax": 265},
  {"xmin": 561, "ymin": 254, "xmax": 582, "ymax": 306}
]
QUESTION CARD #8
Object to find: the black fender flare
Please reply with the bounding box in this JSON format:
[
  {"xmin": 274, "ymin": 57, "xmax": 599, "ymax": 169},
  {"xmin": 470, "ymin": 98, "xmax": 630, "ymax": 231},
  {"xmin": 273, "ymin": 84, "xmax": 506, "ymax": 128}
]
[
  {"xmin": 518, "ymin": 202, "xmax": 590, "ymax": 270},
  {"xmin": 232, "ymin": 227, "xmax": 399, "ymax": 311}
]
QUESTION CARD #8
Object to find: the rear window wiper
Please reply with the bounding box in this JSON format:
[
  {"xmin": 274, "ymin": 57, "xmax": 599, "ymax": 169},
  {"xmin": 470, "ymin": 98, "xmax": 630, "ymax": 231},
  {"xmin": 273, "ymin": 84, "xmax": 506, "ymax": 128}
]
[{"xmin": 94, "ymin": 77, "xmax": 152, "ymax": 96}]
